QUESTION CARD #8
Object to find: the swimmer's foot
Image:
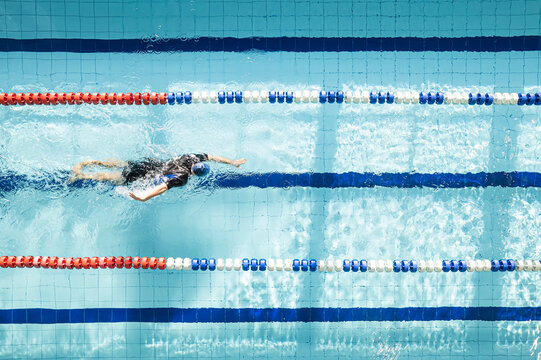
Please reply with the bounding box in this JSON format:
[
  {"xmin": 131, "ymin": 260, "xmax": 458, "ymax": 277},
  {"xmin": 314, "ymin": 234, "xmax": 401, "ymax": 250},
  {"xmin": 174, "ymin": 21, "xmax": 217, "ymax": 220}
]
[
  {"xmin": 68, "ymin": 171, "xmax": 93, "ymax": 183},
  {"xmin": 67, "ymin": 173, "xmax": 84, "ymax": 183}
]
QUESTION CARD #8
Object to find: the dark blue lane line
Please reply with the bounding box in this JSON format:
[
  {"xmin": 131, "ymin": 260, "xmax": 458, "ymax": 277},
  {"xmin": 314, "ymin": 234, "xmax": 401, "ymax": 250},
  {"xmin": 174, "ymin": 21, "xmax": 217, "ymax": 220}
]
[
  {"xmin": 210, "ymin": 171, "xmax": 541, "ymax": 189},
  {"xmin": 0, "ymin": 307, "xmax": 540, "ymax": 324},
  {"xmin": 0, "ymin": 36, "xmax": 540, "ymax": 53},
  {"xmin": 1, "ymin": 171, "xmax": 539, "ymax": 193}
]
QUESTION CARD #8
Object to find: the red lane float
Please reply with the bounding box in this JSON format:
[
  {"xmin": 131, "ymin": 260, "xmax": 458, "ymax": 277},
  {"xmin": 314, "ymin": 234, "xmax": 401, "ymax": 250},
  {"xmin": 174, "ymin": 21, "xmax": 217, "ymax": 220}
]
[
  {"xmin": 16, "ymin": 93, "xmax": 25, "ymax": 105},
  {"xmin": 107, "ymin": 256, "xmax": 115, "ymax": 269},
  {"xmin": 0, "ymin": 255, "xmax": 168, "ymax": 270},
  {"xmin": 8, "ymin": 256, "xmax": 16, "ymax": 268},
  {"xmin": 0, "ymin": 93, "xmax": 8, "ymax": 105},
  {"xmin": 115, "ymin": 256, "xmax": 124, "ymax": 268},
  {"xmin": 125, "ymin": 93, "xmax": 134, "ymax": 105},
  {"xmin": 66, "ymin": 92, "xmax": 75, "ymax": 104},
  {"xmin": 24, "ymin": 256, "xmax": 34, "ymax": 268},
  {"xmin": 159, "ymin": 92, "xmax": 167, "ymax": 104},
  {"xmin": 24, "ymin": 93, "xmax": 34, "ymax": 105},
  {"xmin": 33, "ymin": 92, "xmax": 42, "ymax": 104},
  {"xmin": 49, "ymin": 93, "xmax": 59, "ymax": 105},
  {"xmin": 141, "ymin": 256, "xmax": 149, "ymax": 269},
  {"xmin": 7, "ymin": 93, "xmax": 17, "ymax": 105},
  {"xmin": 149, "ymin": 92, "xmax": 158, "ymax": 105},
  {"xmin": 33, "ymin": 256, "xmax": 42, "ymax": 268},
  {"xmin": 99, "ymin": 256, "xmax": 107, "ymax": 269},
  {"xmin": 91, "ymin": 93, "xmax": 100, "ymax": 105},
  {"xmin": 40, "ymin": 256, "xmax": 50, "ymax": 268},
  {"xmin": 83, "ymin": 92, "xmax": 92, "ymax": 103},
  {"xmin": 40, "ymin": 93, "xmax": 50, "ymax": 105},
  {"xmin": 142, "ymin": 92, "xmax": 151, "ymax": 105},
  {"xmin": 0, "ymin": 256, "xmax": 8, "ymax": 267},
  {"xmin": 16, "ymin": 256, "xmax": 25, "ymax": 267},
  {"xmin": 0, "ymin": 92, "xmax": 173, "ymax": 105}
]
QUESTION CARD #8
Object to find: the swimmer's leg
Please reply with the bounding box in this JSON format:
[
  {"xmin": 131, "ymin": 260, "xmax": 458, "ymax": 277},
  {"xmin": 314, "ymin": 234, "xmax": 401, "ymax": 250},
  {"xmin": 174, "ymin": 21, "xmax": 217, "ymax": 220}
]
[
  {"xmin": 69, "ymin": 170, "xmax": 124, "ymax": 184},
  {"xmin": 75, "ymin": 159, "xmax": 127, "ymax": 169},
  {"xmin": 70, "ymin": 159, "xmax": 127, "ymax": 183},
  {"xmin": 97, "ymin": 159, "xmax": 128, "ymax": 168},
  {"xmin": 86, "ymin": 171, "xmax": 124, "ymax": 183}
]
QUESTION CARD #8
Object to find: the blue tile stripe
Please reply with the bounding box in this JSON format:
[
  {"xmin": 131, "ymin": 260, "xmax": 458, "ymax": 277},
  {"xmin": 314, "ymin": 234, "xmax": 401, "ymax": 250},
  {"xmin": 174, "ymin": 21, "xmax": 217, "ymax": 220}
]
[
  {"xmin": 0, "ymin": 307, "xmax": 539, "ymax": 323},
  {"xmin": 0, "ymin": 171, "xmax": 539, "ymax": 193},
  {"xmin": 210, "ymin": 171, "xmax": 541, "ymax": 189},
  {"xmin": 0, "ymin": 36, "xmax": 540, "ymax": 53}
]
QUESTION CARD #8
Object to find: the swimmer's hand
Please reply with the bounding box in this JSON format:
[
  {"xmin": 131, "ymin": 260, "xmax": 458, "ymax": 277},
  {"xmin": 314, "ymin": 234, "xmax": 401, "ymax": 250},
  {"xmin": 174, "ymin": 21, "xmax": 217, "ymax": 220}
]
[
  {"xmin": 129, "ymin": 183, "xmax": 168, "ymax": 202},
  {"xmin": 232, "ymin": 158, "xmax": 247, "ymax": 168},
  {"xmin": 208, "ymin": 155, "xmax": 247, "ymax": 169},
  {"xmin": 129, "ymin": 192, "xmax": 147, "ymax": 202}
]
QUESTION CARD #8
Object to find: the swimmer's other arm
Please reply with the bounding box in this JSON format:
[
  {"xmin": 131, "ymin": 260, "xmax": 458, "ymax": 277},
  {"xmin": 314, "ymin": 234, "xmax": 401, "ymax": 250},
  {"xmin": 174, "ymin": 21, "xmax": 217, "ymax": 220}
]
[
  {"xmin": 129, "ymin": 183, "xmax": 168, "ymax": 202},
  {"xmin": 208, "ymin": 155, "xmax": 246, "ymax": 168}
]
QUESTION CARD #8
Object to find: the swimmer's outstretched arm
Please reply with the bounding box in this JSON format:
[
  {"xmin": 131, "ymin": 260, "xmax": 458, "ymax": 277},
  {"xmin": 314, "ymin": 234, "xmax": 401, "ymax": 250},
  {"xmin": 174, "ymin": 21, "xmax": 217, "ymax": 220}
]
[
  {"xmin": 129, "ymin": 183, "xmax": 168, "ymax": 202},
  {"xmin": 208, "ymin": 155, "xmax": 246, "ymax": 168}
]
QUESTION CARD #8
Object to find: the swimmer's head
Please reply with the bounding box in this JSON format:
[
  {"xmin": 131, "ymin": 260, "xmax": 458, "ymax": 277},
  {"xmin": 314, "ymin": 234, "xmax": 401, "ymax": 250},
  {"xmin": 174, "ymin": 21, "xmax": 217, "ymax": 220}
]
[{"xmin": 191, "ymin": 162, "xmax": 210, "ymax": 176}]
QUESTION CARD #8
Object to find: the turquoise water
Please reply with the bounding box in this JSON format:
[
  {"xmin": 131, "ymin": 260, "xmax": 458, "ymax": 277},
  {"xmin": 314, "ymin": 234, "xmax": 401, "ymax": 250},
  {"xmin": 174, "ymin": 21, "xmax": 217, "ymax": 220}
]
[{"xmin": 1, "ymin": 0, "xmax": 541, "ymax": 358}]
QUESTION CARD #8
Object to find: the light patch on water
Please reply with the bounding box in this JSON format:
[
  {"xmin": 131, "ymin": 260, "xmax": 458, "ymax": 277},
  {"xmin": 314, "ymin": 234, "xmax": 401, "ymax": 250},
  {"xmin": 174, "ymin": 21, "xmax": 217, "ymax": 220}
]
[
  {"xmin": 324, "ymin": 188, "xmax": 483, "ymax": 259},
  {"xmin": 335, "ymin": 102, "xmax": 492, "ymax": 173},
  {"xmin": 506, "ymin": 194, "xmax": 541, "ymax": 257},
  {"xmin": 516, "ymin": 113, "xmax": 541, "ymax": 172},
  {"xmin": 2, "ymin": 121, "xmax": 149, "ymax": 172},
  {"xmin": 531, "ymin": 335, "xmax": 541, "ymax": 360}
]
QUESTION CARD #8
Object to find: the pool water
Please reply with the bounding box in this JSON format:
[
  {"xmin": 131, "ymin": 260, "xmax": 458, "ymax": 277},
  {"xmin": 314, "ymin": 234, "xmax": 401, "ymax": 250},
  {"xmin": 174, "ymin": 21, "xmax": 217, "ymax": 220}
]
[{"xmin": 0, "ymin": 0, "xmax": 540, "ymax": 358}]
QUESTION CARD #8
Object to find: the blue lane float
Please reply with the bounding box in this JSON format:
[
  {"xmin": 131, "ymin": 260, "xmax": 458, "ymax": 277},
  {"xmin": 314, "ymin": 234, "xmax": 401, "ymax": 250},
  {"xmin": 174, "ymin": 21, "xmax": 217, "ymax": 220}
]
[
  {"xmin": 157, "ymin": 90, "xmax": 540, "ymax": 105},
  {"xmin": 199, "ymin": 258, "xmax": 208, "ymax": 271},
  {"xmin": 226, "ymin": 91, "xmax": 234, "ymax": 104},
  {"xmin": 277, "ymin": 91, "xmax": 285, "ymax": 103},
  {"xmin": 160, "ymin": 257, "xmax": 540, "ymax": 273}
]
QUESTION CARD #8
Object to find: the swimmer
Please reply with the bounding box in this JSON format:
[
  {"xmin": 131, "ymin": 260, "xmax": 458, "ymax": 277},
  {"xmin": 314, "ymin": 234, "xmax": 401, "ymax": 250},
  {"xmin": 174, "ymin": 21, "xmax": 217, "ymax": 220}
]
[{"xmin": 71, "ymin": 154, "xmax": 246, "ymax": 202}]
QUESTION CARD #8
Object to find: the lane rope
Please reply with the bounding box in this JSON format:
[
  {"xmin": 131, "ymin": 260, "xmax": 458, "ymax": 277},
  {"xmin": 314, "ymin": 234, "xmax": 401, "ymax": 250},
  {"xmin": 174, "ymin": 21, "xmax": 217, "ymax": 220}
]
[
  {"xmin": 1, "ymin": 90, "xmax": 540, "ymax": 106},
  {"xmin": 1, "ymin": 256, "xmax": 540, "ymax": 273}
]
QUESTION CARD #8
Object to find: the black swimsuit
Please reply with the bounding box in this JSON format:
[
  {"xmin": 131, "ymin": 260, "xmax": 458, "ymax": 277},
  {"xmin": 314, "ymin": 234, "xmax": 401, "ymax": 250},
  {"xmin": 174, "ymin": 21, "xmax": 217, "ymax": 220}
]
[{"xmin": 122, "ymin": 153, "xmax": 208, "ymax": 189}]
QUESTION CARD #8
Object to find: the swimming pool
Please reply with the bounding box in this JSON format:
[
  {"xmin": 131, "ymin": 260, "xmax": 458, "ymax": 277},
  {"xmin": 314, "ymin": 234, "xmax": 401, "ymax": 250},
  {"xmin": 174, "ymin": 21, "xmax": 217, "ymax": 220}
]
[{"xmin": 0, "ymin": 0, "xmax": 540, "ymax": 358}]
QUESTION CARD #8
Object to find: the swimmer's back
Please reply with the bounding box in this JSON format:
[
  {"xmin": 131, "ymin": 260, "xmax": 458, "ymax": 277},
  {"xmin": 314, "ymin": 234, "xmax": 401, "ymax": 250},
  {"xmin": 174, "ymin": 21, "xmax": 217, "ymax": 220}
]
[{"xmin": 122, "ymin": 153, "xmax": 208, "ymax": 187}]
